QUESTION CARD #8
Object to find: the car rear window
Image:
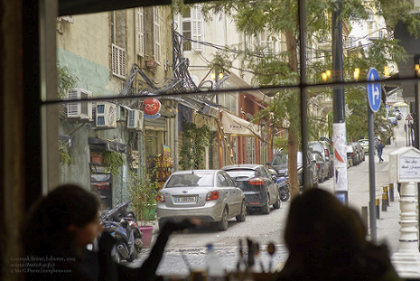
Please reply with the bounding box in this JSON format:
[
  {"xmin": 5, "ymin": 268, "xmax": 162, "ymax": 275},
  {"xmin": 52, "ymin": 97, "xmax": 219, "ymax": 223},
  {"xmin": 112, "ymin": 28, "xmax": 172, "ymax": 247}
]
[
  {"xmin": 165, "ymin": 173, "xmax": 214, "ymax": 188},
  {"xmin": 224, "ymin": 169, "xmax": 256, "ymax": 180}
]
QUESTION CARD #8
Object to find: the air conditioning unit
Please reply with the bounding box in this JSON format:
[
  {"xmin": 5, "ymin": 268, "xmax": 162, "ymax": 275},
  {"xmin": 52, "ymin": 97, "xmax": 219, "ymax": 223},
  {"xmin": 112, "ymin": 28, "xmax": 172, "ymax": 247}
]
[
  {"xmin": 66, "ymin": 88, "xmax": 92, "ymax": 120},
  {"xmin": 127, "ymin": 109, "xmax": 144, "ymax": 131},
  {"xmin": 116, "ymin": 105, "xmax": 127, "ymax": 122},
  {"xmin": 95, "ymin": 102, "xmax": 117, "ymax": 128}
]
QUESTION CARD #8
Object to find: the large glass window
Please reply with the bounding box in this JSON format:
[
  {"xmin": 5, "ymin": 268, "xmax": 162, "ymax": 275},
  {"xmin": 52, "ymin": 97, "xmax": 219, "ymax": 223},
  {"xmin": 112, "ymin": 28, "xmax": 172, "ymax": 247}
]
[{"xmin": 44, "ymin": 0, "xmax": 420, "ymax": 277}]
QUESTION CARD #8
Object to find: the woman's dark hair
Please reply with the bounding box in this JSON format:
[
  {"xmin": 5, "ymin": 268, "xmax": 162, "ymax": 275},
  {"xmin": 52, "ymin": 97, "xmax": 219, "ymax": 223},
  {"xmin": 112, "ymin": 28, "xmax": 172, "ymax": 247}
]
[
  {"xmin": 23, "ymin": 184, "xmax": 101, "ymax": 257},
  {"xmin": 281, "ymin": 188, "xmax": 391, "ymax": 281}
]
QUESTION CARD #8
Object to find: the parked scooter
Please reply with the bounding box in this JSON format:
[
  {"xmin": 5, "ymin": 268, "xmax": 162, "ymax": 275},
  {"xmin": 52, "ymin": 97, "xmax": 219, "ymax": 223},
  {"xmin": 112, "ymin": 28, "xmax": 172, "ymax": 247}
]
[
  {"xmin": 276, "ymin": 176, "xmax": 290, "ymax": 201},
  {"xmin": 101, "ymin": 201, "xmax": 143, "ymax": 262}
]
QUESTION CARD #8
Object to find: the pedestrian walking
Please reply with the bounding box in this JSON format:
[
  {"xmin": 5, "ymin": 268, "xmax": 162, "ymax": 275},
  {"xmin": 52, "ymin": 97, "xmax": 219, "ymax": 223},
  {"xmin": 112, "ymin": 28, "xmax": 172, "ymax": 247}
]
[{"xmin": 376, "ymin": 139, "xmax": 385, "ymax": 163}]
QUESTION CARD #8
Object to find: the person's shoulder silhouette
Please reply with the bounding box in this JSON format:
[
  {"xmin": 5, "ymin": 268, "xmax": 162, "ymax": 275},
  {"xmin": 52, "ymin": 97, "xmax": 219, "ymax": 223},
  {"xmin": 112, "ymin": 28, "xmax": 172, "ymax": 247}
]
[{"xmin": 276, "ymin": 188, "xmax": 402, "ymax": 281}]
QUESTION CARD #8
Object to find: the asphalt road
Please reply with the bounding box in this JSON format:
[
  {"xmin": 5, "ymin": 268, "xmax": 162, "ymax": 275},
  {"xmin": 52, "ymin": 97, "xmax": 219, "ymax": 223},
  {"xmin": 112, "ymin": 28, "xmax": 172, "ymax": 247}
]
[{"xmin": 133, "ymin": 118, "xmax": 406, "ymax": 276}]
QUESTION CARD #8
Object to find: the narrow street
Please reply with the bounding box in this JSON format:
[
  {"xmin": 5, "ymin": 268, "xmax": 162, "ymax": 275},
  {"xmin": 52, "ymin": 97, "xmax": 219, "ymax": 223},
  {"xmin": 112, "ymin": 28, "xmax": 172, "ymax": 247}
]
[{"xmin": 134, "ymin": 118, "xmax": 406, "ymax": 276}]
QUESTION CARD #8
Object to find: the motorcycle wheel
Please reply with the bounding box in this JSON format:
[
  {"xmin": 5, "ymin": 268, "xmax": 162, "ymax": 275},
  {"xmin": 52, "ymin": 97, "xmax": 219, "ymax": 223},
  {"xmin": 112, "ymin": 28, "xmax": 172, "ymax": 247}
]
[
  {"xmin": 129, "ymin": 248, "xmax": 138, "ymax": 262},
  {"xmin": 134, "ymin": 238, "xmax": 143, "ymax": 254},
  {"xmin": 111, "ymin": 247, "xmax": 121, "ymax": 263},
  {"xmin": 280, "ymin": 191, "xmax": 290, "ymax": 201}
]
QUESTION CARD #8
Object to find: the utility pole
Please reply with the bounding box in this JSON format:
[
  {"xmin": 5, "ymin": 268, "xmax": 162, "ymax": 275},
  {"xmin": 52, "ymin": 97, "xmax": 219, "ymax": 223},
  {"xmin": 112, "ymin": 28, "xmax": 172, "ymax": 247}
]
[
  {"xmin": 332, "ymin": 0, "xmax": 348, "ymax": 204},
  {"xmin": 298, "ymin": 0, "xmax": 309, "ymax": 190}
]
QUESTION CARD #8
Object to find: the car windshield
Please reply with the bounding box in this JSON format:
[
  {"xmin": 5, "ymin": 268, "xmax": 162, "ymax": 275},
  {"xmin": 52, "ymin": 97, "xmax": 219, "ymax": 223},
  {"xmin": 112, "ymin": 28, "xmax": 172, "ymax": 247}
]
[
  {"xmin": 225, "ymin": 169, "xmax": 256, "ymax": 179},
  {"xmin": 165, "ymin": 172, "xmax": 214, "ymax": 188},
  {"xmin": 308, "ymin": 142, "xmax": 323, "ymax": 153},
  {"xmin": 272, "ymin": 154, "xmax": 287, "ymax": 167}
]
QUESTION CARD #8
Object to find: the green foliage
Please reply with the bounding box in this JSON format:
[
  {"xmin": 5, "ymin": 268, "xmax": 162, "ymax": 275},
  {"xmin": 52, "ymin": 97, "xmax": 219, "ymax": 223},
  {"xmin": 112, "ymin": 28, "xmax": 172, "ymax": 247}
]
[
  {"xmin": 345, "ymin": 86, "xmax": 393, "ymax": 142},
  {"xmin": 58, "ymin": 140, "xmax": 71, "ymax": 165},
  {"xmin": 273, "ymin": 136, "xmax": 288, "ymax": 152},
  {"xmin": 179, "ymin": 122, "xmax": 210, "ymax": 170},
  {"xmin": 127, "ymin": 171, "xmax": 158, "ymax": 224},
  {"xmin": 57, "ymin": 64, "xmax": 77, "ymax": 99},
  {"xmin": 103, "ymin": 151, "xmax": 124, "ymax": 175}
]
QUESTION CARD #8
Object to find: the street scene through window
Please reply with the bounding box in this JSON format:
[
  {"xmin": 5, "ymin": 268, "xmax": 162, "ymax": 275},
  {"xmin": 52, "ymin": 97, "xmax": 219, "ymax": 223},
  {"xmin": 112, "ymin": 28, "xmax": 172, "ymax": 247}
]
[{"xmin": 49, "ymin": 0, "xmax": 420, "ymax": 278}]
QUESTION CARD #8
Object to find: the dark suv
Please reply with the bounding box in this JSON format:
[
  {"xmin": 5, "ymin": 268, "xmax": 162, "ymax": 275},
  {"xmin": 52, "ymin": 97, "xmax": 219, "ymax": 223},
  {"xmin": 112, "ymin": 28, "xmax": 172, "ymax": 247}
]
[{"xmin": 222, "ymin": 164, "xmax": 281, "ymax": 214}]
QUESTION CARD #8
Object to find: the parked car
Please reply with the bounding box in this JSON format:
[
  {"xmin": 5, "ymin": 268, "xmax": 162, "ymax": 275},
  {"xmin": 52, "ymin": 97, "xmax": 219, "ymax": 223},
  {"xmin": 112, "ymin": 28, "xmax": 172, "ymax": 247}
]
[
  {"xmin": 358, "ymin": 139, "xmax": 369, "ymax": 154},
  {"xmin": 308, "ymin": 141, "xmax": 334, "ymax": 178},
  {"xmin": 156, "ymin": 170, "xmax": 246, "ymax": 231},
  {"xmin": 297, "ymin": 151, "xmax": 318, "ymax": 189},
  {"xmin": 346, "ymin": 144, "xmax": 359, "ymax": 166},
  {"xmin": 271, "ymin": 152, "xmax": 288, "ymax": 177},
  {"xmin": 351, "ymin": 142, "xmax": 365, "ymax": 162},
  {"xmin": 310, "ymin": 150, "xmax": 329, "ymax": 183},
  {"xmin": 223, "ymin": 164, "xmax": 281, "ymax": 214}
]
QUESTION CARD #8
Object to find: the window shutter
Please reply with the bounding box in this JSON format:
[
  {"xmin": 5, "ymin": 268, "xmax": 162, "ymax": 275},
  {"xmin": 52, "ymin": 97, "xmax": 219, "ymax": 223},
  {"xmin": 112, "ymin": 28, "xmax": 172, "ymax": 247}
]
[
  {"xmin": 153, "ymin": 7, "xmax": 161, "ymax": 63},
  {"xmin": 136, "ymin": 8, "xmax": 144, "ymax": 57},
  {"xmin": 191, "ymin": 6, "xmax": 204, "ymax": 52}
]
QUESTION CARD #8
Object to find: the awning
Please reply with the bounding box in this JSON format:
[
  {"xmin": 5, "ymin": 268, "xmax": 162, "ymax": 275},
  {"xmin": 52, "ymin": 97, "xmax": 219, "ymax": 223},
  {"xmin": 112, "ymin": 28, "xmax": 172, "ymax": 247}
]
[
  {"xmin": 392, "ymin": 102, "xmax": 408, "ymax": 107},
  {"xmin": 221, "ymin": 111, "xmax": 261, "ymax": 138}
]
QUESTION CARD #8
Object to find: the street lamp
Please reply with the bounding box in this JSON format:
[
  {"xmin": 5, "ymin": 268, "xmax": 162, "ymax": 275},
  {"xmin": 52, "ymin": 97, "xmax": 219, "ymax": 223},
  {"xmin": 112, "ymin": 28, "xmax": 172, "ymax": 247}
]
[{"xmin": 354, "ymin": 67, "xmax": 360, "ymax": 80}]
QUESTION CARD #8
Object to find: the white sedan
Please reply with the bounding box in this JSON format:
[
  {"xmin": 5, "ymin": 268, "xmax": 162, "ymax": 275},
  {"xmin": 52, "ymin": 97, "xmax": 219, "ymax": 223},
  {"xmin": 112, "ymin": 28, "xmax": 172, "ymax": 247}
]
[{"xmin": 156, "ymin": 170, "xmax": 246, "ymax": 231}]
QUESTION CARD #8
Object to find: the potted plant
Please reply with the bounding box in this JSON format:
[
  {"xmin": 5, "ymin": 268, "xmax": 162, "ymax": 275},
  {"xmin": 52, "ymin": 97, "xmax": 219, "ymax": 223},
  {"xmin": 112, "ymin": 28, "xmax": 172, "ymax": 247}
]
[{"xmin": 128, "ymin": 171, "xmax": 158, "ymax": 247}]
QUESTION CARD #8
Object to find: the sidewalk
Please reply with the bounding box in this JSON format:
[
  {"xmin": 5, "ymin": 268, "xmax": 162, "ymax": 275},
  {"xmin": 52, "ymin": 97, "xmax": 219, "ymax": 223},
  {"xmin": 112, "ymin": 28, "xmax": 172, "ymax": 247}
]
[{"xmin": 321, "ymin": 121, "xmax": 407, "ymax": 254}]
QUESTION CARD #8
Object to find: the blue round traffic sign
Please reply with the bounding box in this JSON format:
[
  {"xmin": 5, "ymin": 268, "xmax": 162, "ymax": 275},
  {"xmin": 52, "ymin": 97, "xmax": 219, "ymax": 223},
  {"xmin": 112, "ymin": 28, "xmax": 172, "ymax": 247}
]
[{"xmin": 367, "ymin": 68, "xmax": 381, "ymax": 112}]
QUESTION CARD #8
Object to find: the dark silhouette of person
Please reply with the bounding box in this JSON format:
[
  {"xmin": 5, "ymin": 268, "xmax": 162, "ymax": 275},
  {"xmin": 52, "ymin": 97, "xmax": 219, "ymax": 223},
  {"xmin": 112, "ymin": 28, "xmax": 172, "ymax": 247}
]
[
  {"xmin": 276, "ymin": 188, "xmax": 402, "ymax": 281},
  {"xmin": 376, "ymin": 139, "xmax": 385, "ymax": 163},
  {"xmin": 22, "ymin": 184, "xmax": 195, "ymax": 281}
]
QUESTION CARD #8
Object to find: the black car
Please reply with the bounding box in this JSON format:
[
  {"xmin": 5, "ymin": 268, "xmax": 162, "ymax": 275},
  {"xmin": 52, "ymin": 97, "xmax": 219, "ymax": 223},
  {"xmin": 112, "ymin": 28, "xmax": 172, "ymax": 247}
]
[{"xmin": 222, "ymin": 164, "xmax": 281, "ymax": 214}]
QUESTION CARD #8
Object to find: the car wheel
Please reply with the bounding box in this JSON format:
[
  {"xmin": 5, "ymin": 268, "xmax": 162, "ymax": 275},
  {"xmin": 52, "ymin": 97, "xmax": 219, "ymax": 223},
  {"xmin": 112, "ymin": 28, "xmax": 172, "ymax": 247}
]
[
  {"xmin": 273, "ymin": 195, "xmax": 281, "ymax": 209},
  {"xmin": 158, "ymin": 219, "xmax": 167, "ymax": 231},
  {"xmin": 218, "ymin": 208, "xmax": 228, "ymax": 231},
  {"xmin": 236, "ymin": 201, "xmax": 246, "ymax": 222},
  {"xmin": 261, "ymin": 194, "xmax": 270, "ymax": 214}
]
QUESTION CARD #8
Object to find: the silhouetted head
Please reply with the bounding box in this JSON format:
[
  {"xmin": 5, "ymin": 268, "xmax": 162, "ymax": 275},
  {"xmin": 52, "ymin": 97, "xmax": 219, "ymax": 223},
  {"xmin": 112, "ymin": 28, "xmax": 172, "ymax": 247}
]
[
  {"xmin": 23, "ymin": 184, "xmax": 102, "ymax": 257},
  {"xmin": 284, "ymin": 188, "xmax": 367, "ymax": 266}
]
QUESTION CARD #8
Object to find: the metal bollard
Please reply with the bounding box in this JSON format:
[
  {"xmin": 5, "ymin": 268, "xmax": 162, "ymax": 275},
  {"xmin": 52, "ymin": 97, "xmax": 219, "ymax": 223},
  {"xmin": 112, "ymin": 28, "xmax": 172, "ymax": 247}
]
[
  {"xmin": 376, "ymin": 198, "xmax": 380, "ymax": 219},
  {"xmin": 382, "ymin": 193, "xmax": 388, "ymax": 211},
  {"xmin": 383, "ymin": 186, "xmax": 389, "ymax": 206},
  {"xmin": 389, "ymin": 183, "xmax": 394, "ymax": 202},
  {"xmin": 361, "ymin": 206, "xmax": 368, "ymax": 228}
]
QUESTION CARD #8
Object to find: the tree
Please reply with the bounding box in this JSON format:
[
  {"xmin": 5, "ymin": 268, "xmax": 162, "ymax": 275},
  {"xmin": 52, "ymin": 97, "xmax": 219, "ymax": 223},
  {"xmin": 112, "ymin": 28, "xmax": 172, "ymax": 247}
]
[{"xmin": 198, "ymin": 0, "xmax": 414, "ymax": 197}]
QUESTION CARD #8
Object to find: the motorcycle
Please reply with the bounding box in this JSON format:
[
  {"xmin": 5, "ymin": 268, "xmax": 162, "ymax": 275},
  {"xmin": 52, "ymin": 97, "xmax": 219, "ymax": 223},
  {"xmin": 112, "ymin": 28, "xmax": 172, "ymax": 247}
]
[
  {"xmin": 276, "ymin": 176, "xmax": 290, "ymax": 201},
  {"xmin": 101, "ymin": 201, "xmax": 143, "ymax": 262}
]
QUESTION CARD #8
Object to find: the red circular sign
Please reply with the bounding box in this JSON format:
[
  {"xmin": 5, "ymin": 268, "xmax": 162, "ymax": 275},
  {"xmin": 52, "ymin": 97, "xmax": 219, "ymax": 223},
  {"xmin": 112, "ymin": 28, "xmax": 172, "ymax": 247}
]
[{"xmin": 142, "ymin": 98, "xmax": 161, "ymax": 116}]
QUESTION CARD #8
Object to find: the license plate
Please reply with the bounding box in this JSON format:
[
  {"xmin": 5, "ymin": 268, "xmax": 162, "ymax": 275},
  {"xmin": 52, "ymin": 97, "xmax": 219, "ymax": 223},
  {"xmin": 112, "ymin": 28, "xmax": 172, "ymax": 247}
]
[{"xmin": 174, "ymin": 196, "xmax": 197, "ymax": 203}]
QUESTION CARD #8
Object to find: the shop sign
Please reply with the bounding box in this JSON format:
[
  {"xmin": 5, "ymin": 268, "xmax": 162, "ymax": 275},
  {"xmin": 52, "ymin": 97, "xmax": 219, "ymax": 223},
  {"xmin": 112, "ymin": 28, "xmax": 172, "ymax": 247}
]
[{"xmin": 143, "ymin": 98, "xmax": 161, "ymax": 119}]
